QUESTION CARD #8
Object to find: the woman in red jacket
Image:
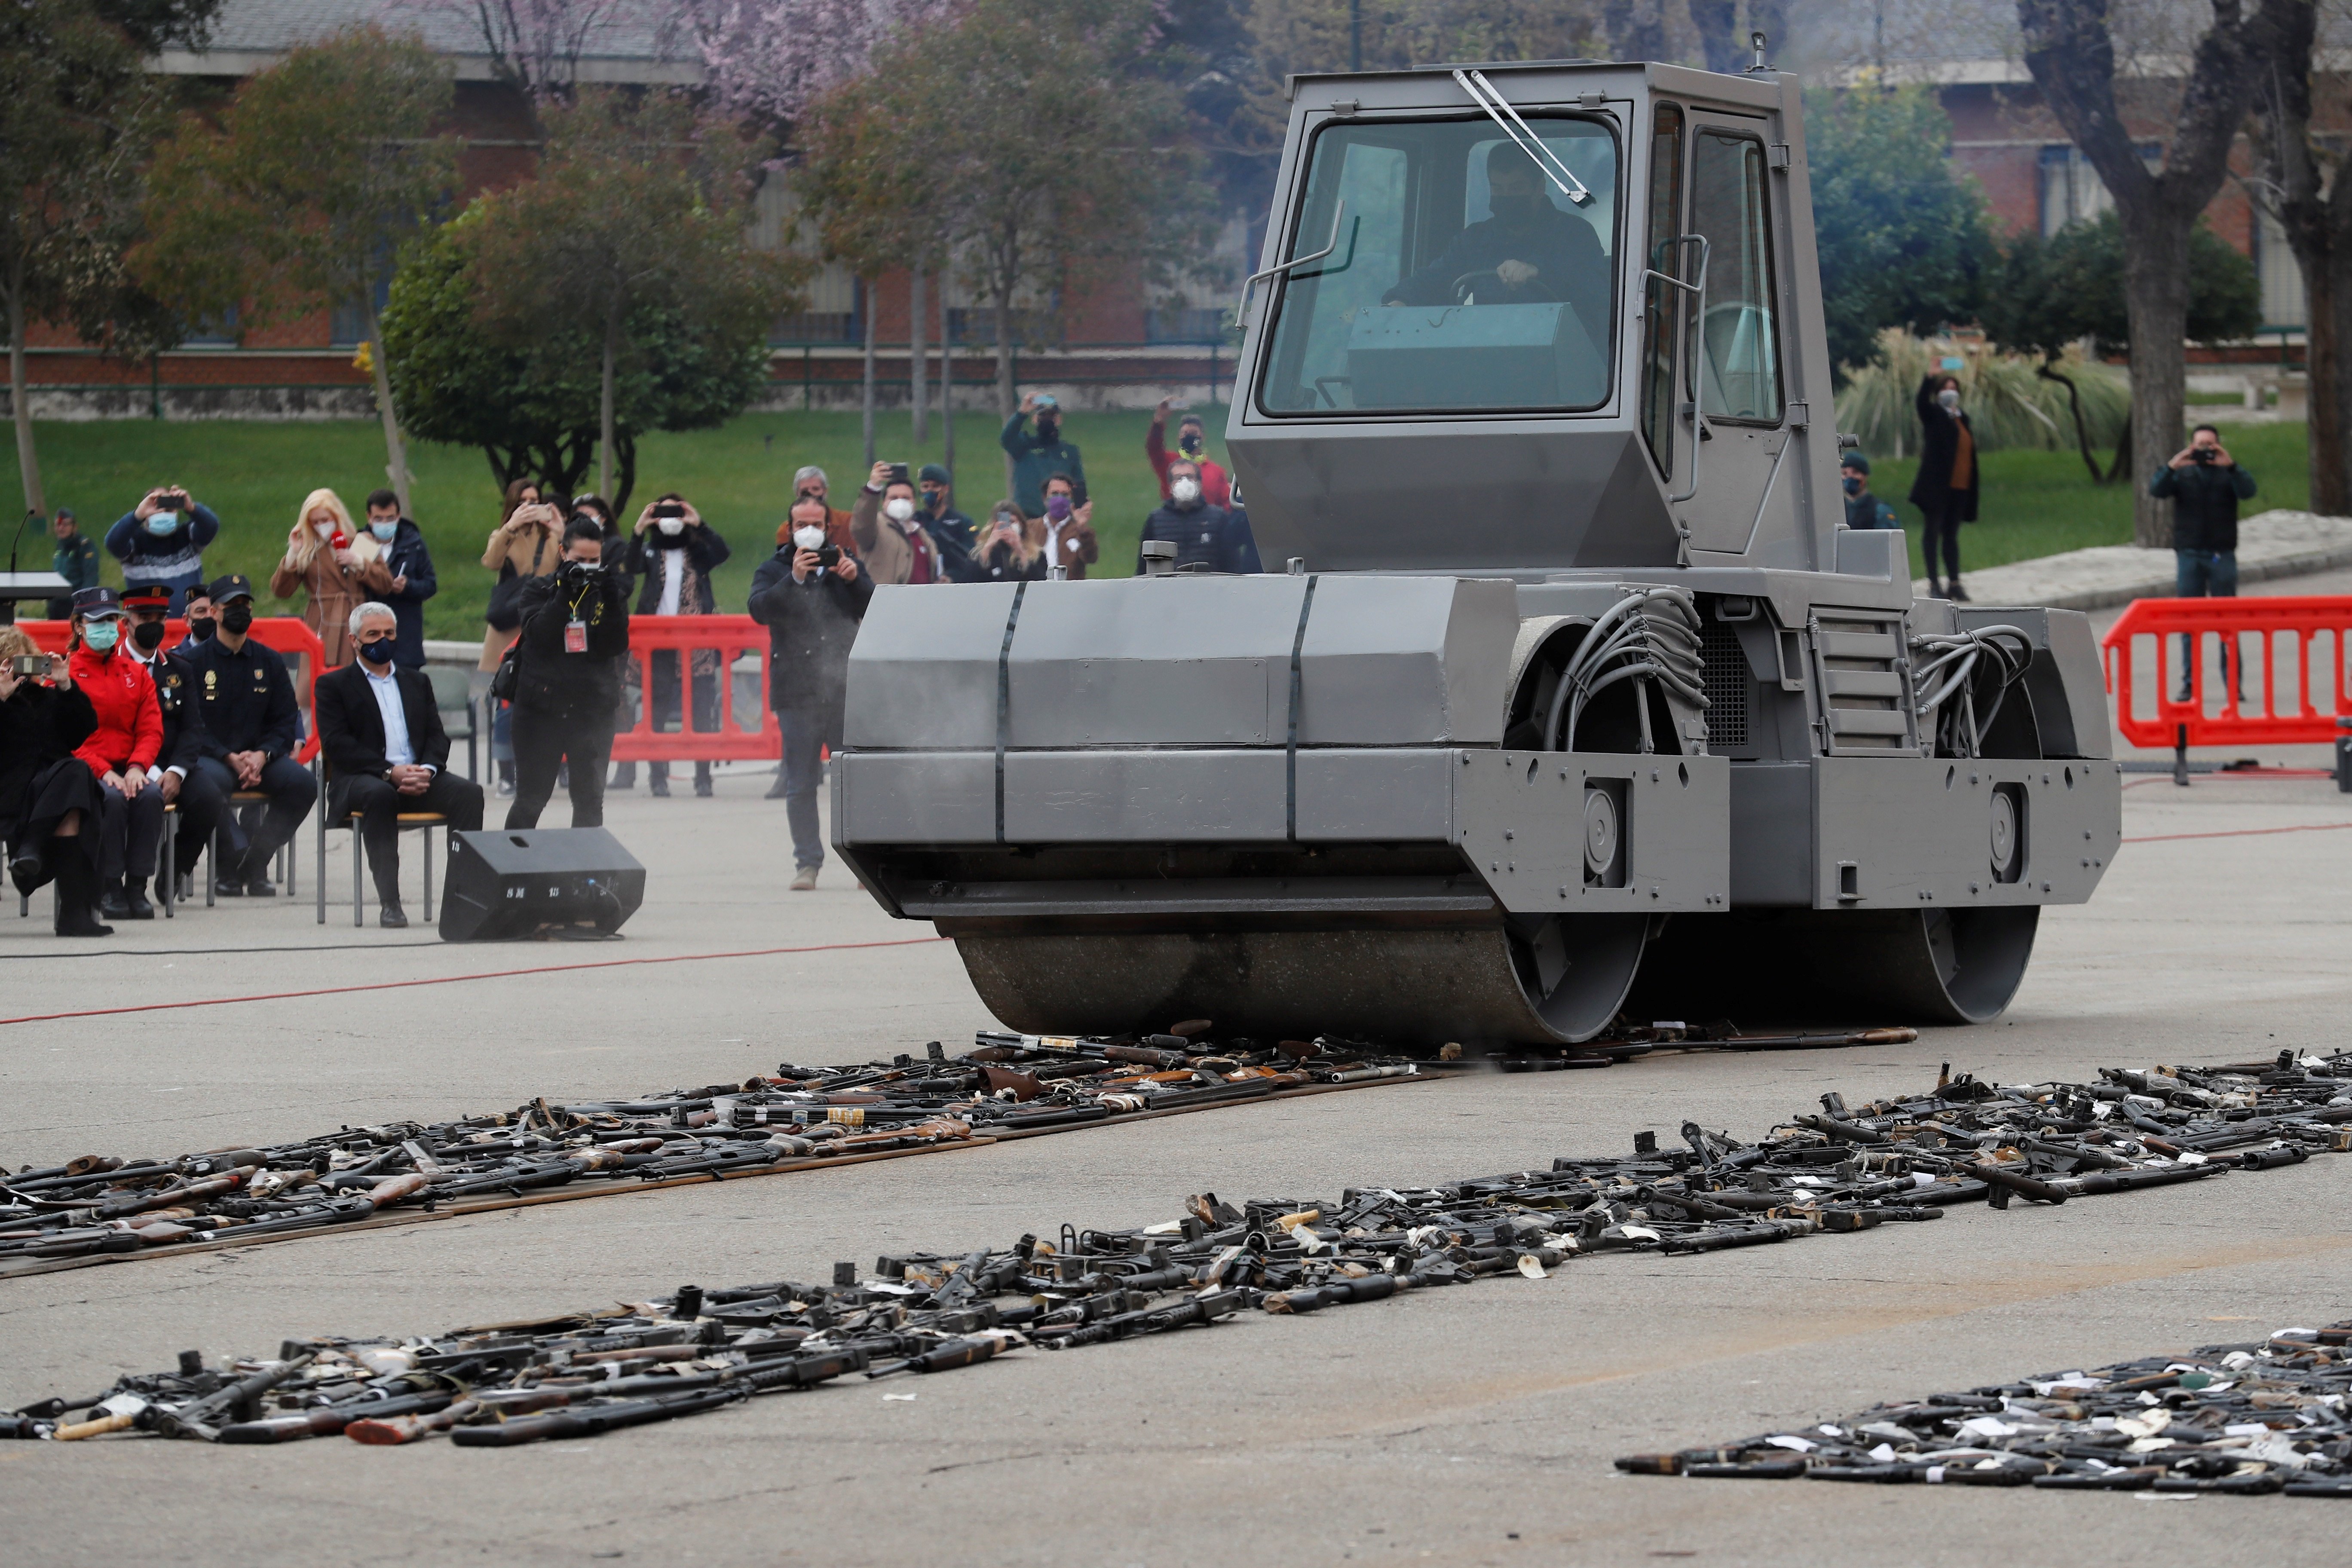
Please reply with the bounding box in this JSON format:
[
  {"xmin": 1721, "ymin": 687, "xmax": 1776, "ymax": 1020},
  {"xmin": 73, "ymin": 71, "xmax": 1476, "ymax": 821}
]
[{"xmin": 64, "ymin": 587, "xmax": 165, "ymax": 921}]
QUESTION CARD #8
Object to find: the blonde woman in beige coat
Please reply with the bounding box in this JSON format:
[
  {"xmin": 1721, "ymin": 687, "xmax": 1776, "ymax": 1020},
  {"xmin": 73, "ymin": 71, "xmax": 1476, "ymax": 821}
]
[{"xmin": 270, "ymin": 487, "xmax": 388, "ymax": 670}]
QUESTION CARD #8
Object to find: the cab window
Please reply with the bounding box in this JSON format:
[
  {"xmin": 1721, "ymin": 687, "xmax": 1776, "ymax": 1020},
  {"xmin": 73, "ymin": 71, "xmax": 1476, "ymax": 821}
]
[
  {"xmin": 1256, "ymin": 115, "xmax": 1620, "ymax": 416},
  {"xmin": 1689, "ymin": 130, "xmax": 1782, "ymax": 424}
]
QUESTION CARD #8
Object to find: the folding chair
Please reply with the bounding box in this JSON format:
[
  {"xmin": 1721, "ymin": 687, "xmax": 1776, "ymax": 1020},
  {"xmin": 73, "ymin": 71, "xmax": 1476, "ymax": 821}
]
[
  {"xmin": 317, "ymin": 788, "xmax": 447, "ymax": 927},
  {"xmin": 426, "ymin": 666, "xmax": 481, "ymax": 780},
  {"xmin": 208, "ymin": 790, "xmax": 295, "ymax": 908}
]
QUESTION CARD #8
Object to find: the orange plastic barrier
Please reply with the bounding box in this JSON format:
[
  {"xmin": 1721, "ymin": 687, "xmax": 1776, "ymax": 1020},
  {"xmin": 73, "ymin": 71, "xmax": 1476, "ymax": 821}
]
[
  {"xmin": 608, "ymin": 614, "xmax": 779, "ymax": 763},
  {"xmin": 15, "ymin": 617, "xmax": 329, "ymax": 763},
  {"xmin": 2102, "ymin": 596, "xmax": 2352, "ymax": 755}
]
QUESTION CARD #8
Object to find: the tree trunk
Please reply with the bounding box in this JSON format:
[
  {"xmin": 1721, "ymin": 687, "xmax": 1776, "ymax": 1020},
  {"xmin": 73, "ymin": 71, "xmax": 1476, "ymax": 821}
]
[
  {"xmin": 862, "ymin": 276, "xmax": 877, "ymax": 468},
  {"xmin": 2119, "ymin": 213, "xmax": 2193, "ymax": 545},
  {"xmin": 598, "ymin": 297, "xmax": 619, "ymax": 503},
  {"xmin": 2037, "ymin": 359, "xmax": 2103, "ymax": 483},
  {"xmin": 910, "ymin": 265, "xmax": 928, "ymax": 447},
  {"xmin": 2101, "ymin": 416, "xmax": 2133, "ymax": 487},
  {"xmin": 361, "ymin": 296, "xmax": 413, "ymax": 517},
  {"xmin": 7, "ymin": 265, "xmax": 46, "ymax": 519},
  {"xmin": 939, "ymin": 270, "xmax": 954, "ymax": 476},
  {"xmin": 2309, "ymin": 248, "xmax": 2347, "ymax": 515},
  {"xmin": 611, "ymin": 429, "xmax": 637, "ymax": 520},
  {"xmin": 995, "ymin": 278, "xmax": 1016, "ymax": 502}
]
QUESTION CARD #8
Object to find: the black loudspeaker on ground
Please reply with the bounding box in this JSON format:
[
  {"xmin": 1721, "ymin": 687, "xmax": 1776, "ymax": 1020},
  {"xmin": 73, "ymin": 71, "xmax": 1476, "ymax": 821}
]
[{"xmin": 439, "ymin": 827, "xmax": 646, "ymax": 941}]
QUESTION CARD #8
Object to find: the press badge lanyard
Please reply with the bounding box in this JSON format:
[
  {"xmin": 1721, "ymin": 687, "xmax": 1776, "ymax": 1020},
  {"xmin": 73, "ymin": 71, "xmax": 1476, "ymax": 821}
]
[{"xmin": 564, "ymin": 581, "xmax": 594, "ymax": 653}]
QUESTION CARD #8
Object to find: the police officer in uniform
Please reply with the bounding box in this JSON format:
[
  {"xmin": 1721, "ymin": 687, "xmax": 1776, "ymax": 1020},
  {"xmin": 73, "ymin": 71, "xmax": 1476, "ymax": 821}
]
[
  {"xmin": 119, "ymin": 584, "xmax": 222, "ymax": 903},
  {"xmin": 1135, "ymin": 458, "xmax": 1262, "ymax": 574},
  {"xmin": 181, "ymin": 573, "xmax": 317, "ymax": 895}
]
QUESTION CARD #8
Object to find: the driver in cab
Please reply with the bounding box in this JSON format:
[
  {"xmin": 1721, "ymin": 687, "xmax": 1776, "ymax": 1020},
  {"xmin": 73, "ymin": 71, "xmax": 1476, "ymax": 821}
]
[{"xmin": 1382, "ymin": 142, "xmax": 1609, "ymax": 347}]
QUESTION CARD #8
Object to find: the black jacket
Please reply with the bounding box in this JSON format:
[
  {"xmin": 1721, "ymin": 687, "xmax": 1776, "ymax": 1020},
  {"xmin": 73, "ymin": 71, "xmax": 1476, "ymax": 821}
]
[
  {"xmin": 922, "ymin": 505, "xmax": 980, "ymax": 582},
  {"xmin": 129, "ymin": 645, "xmax": 205, "ymax": 775},
  {"xmin": 1908, "ymin": 376, "xmax": 1980, "ymax": 522},
  {"xmin": 315, "ymin": 661, "xmax": 452, "ymax": 781},
  {"xmin": 364, "ymin": 519, "xmax": 439, "ymax": 669},
  {"xmin": 626, "ymin": 527, "xmax": 732, "ymax": 615},
  {"xmin": 512, "ymin": 566, "xmax": 632, "ymax": 720},
  {"xmin": 2149, "ymin": 458, "xmax": 2258, "ymax": 553},
  {"xmin": 0, "ymin": 681, "xmax": 96, "ymax": 827},
  {"xmin": 747, "ymin": 549, "xmax": 873, "ymax": 715},
  {"xmin": 1137, "ymin": 501, "xmax": 1263, "ymax": 574},
  {"xmin": 183, "ymin": 634, "xmax": 303, "ymax": 760}
]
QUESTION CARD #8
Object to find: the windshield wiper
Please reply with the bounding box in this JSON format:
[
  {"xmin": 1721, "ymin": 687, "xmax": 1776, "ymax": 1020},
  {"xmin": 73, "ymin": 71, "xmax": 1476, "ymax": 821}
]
[{"xmin": 1453, "ymin": 69, "xmax": 1594, "ymax": 208}]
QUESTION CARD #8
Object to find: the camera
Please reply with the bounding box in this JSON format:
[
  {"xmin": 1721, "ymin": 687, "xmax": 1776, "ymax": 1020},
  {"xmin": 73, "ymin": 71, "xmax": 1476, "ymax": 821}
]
[
  {"xmin": 159, "ymin": 488, "xmax": 190, "ymax": 509},
  {"xmin": 653, "ymin": 501, "xmax": 686, "ymax": 519},
  {"xmin": 812, "ymin": 542, "xmax": 842, "ymax": 570},
  {"xmin": 9, "ymin": 654, "xmax": 47, "ymax": 677},
  {"xmin": 2192, "ymin": 447, "xmax": 2217, "ymax": 465},
  {"xmin": 887, "ymin": 462, "xmax": 910, "ymax": 486}
]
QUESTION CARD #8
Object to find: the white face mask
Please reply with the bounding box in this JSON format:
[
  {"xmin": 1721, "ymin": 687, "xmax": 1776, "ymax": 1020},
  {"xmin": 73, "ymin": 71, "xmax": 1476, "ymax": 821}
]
[
  {"xmin": 314, "ymin": 522, "xmax": 337, "ymax": 539},
  {"xmin": 368, "ymin": 520, "xmax": 397, "ymax": 542},
  {"xmin": 657, "ymin": 517, "xmax": 685, "ymax": 537},
  {"xmin": 792, "ymin": 524, "xmax": 827, "ymax": 551},
  {"xmin": 1937, "ymin": 389, "xmax": 1960, "ymax": 412},
  {"xmin": 884, "ymin": 496, "xmax": 916, "ymax": 523},
  {"xmin": 1171, "ymin": 478, "xmax": 1202, "ymax": 504}
]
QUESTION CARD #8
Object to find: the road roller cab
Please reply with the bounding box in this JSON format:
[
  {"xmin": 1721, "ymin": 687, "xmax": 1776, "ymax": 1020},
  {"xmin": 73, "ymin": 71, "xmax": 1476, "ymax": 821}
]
[{"xmin": 831, "ymin": 54, "xmax": 2123, "ymax": 1046}]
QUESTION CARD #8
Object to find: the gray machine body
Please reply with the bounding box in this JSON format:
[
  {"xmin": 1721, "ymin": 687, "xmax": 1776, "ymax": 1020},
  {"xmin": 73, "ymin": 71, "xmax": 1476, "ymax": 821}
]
[{"xmin": 830, "ymin": 59, "xmax": 2122, "ymax": 1044}]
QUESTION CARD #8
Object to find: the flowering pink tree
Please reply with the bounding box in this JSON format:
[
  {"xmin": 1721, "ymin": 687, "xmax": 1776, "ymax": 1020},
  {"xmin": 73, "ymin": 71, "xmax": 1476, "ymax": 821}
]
[{"xmin": 687, "ymin": 0, "xmax": 959, "ymax": 121}]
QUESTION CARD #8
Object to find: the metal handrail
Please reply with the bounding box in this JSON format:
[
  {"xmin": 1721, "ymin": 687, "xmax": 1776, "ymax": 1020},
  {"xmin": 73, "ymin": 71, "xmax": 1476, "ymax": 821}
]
[
  {"xmin": 1237, "ymin": 201, "xmax": 1352, "ymax": 324},
  {"xmin": 1642, "ymin": 233, "xmax": 1711, "ymax": 505}
]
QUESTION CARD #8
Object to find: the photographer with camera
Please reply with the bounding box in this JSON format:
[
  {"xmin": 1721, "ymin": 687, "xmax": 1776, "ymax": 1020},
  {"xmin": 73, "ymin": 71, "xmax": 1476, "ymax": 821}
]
[
  {"xmin": 747, "ymin": 497, "xmax": 869, "ymax": 889},
  {"xmin": 503, "ymin": 514, "xmax": 632, "ymax": 830},
  {"xmin": 851, "ymin": 461, "xmax": 944, "ymax": 585},
  {"xmin": 2152, "ymin": 424, "xmax": 2258, "ymax": 701},
  {"xmin": 625, "ymin": 492, "xmax": 730, "ymax": 798},
  {"xmin": 105, "ymin": 485, "xmax": 221, "ymax": 613}
]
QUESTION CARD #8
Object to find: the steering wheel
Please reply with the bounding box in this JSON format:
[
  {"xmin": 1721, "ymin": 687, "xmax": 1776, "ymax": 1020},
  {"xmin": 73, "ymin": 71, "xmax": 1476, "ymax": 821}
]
[{"xmin": 1452, "ymin": 270, "xmax": 1503, "ymax": 303}]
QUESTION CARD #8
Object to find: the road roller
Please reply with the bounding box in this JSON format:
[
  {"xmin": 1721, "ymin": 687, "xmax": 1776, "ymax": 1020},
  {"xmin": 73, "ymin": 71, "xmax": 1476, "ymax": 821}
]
[{"xmin": 830, "ymin": 52, "xmax": 2122, "ymax": 1046}]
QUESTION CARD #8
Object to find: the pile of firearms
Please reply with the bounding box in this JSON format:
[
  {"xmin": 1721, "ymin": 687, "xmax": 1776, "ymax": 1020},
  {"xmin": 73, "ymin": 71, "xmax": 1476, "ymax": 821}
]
[
  {"xmin": 0, "ymin": 1028, "xmax": 1421, "ymax": 1271},
  {"xmin": 8, "ymin": 1047, "xmax": 2349, "ymax": 1454},
  {"xmin": 1618, "ymin": 1320, "xmax": 2352, "ymax": 1494}
]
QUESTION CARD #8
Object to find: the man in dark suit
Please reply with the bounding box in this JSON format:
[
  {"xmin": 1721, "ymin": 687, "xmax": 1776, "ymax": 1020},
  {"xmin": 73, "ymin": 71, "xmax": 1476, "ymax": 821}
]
[
  {"xmin": 119, "ymin": 583, "xmax": 222, "ymax": 903},
  {"xmin": 181, "ymin": 572, "xmax": 315, "ymax": 896},
  {"xmin": 315, "ymin": 603, "xmax": 485, "ymax": 927}
]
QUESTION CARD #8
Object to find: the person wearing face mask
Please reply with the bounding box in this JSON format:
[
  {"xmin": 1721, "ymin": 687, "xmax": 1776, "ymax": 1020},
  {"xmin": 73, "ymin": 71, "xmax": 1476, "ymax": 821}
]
[
  {"xmin": 1145, "ymin": 399, "xmax": 1231, "ymax": 509},
  {"xmin": 1384, "ymin": 143, "xmax": 1612, "ymax": 351},
  {"xmin": 851, "ymin": 462, "xmax": 946, "ymax": 586},
  {"xmin": 916, "ymin": 464, "xmax": 980, "ymax": 582},
  {"xmin": 1840, "ymin": 454, "xmax": 1900, "ymax": 532},
  {"xmin": 271, "ymin": 488, "xmax": 384, "ymax": 669},
  {"xmin": 626, "ymin": 492, "xmax": 731, "ymax": 798},
  {"xmin": 504, "ymin": 517, "xmax": 633, "ymax": 830},
  {"xmin": 316, "ymin": 603, "xmax": 486, "ymax": 927},
  {"xmin": 974, "ymin": 502, "xmax": 1046, "ymax": 583},
  {"xmin": 1, "ymin": 625, "xmax": 111, "ymax": 936},
  {"xmin": 565, "ymin": 493, "xmax": 640, "ymax": 790},
  {"xmin": 777, "ymin": 465, "xmax": 858, "ymax": 556},
  {"xmin": 62, "ymin": 588, "xmax": 165, "ymax": 920},
  {"xmin": 182, "ymin": 574, "xmax": 316, "ymax": 897},
  {"xmin": 175, "ymin": 591, "xmax": 218, "ymax": 654},
  {"xmin": 1137, "ymin": 459, "xmax": 1261, "ymax": 575},
  {"xmin": 747, "ymin": 499, "xmax": 869, "ymax": 883},
  {"xmin": 119, "ymin": 584, "xmax": 220, "ymax": 904},
  {"xmin": 483, "ymin": 481, "xmax": 562, "ymax": 797},
  {"xmin": 105, "ymin": 485, "xmax": 221, "ymax": 613},
  {"xmin": 999, "ymin": 392, "xmax": 1087, "ymax": 518},
  {"xmin": 46, "ymin": 508, "xmax": 100, "ymax": 620},
  {"xmin": 1035, "ymin": 473, "xmax": 1099, "ymax": 580},
  {"xmin": 1908, "ymin": 373, "xmax": 1979, "ymax": 600},
  {"xmin": 357, "ymin": 488, "xmax": 438, "ymax": 670}
]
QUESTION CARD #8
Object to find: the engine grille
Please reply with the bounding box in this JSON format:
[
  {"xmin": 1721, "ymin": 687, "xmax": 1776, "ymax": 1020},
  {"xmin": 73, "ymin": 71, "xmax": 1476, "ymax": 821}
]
[{"xmin": 1700, "ymin": 620, "xmax": 1750, "ymax": 752}]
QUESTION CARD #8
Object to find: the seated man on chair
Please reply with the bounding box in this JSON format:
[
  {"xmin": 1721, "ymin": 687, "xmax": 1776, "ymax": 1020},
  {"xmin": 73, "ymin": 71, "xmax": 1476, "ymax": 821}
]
[
  {"xmin": 315, "ymin": 603, "xmax": 485, "ymax": 927},
  {"xmin": 120, "ymin": 583, "xmax": 220, "ymax": 903},
  {"xmin": 181, "ymin": 573, "xmax": 316, "ymax": 895}
]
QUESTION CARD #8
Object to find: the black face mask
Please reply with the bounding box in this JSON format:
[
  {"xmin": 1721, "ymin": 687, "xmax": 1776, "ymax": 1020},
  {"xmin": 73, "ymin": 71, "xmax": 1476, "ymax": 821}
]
[
  {"xmin": 1177, "ymin": 432, "xmax": 1203, "ymax": 456},
  {"xmin": 186, "ymin": 617, "xmax": 215, "ymax": 642},
  {"xmin": 132, "ymin": 620, "xmax": 168, "ymax": 652},
  {"xmin": 359, "ymin": 636, "xmax": 395, "ymax": 665},
  {"xmin": 220, "ymin": 603, "xmax": 254, "ymax": 636},
  {"xmin": 1035, "ymin": 417, "xmax": 1059, "ymax": 442}
]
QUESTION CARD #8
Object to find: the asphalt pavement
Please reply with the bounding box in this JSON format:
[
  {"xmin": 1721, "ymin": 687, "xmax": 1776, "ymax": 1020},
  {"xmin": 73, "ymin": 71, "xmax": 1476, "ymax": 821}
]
[{"xmin": 3, "ymin": 624, "xmax": 2349, "ymax": 1565}]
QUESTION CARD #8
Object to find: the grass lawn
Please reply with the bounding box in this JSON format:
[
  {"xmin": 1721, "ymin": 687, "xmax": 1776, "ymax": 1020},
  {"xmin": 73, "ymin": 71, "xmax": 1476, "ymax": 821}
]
[
  {"xmin": 4, "ymin": 410, "xmax": 2312, "ymax": 635},
  {"xmin": 1860, "ymin": 420, "xmax": 2311, "ymax": 581},
  {"xmin": 1, "ymin": 407, "xmax": 1198, "ymax": 641}
]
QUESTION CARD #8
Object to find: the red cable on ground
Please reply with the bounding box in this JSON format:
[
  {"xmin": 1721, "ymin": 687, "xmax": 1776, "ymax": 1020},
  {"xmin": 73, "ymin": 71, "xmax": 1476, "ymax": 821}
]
[
  {"xmin": 2122, "ymin": 821, "xmax": 2352, "ymax": 845},
  {"xmin": 0, "ymin": 934, "xmax": 950, "ymax": 1027}
]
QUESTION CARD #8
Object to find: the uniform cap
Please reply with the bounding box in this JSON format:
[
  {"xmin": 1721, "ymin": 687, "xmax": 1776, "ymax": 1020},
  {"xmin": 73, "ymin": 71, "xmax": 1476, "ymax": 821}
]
[
  {"xmin": 1841, "ymin": 453, "xmax": 1871, "ymax": 475},
  {"xmin": 121, "ymin": 584, "xmax": 173, "ymax": 609},
  {"xmin": 71, "ymin": 586, "xmax": 123, "ymax": 617},
  {"xmin": 208, "ymin": 573, "xmax": 256, "ymax": 604},
  {"xmin": 919, "ymin": 463, "xmax": 951, "ymax": 486}
]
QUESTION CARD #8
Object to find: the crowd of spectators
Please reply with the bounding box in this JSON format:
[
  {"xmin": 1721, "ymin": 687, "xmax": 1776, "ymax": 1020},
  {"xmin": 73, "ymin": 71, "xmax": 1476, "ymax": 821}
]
[{"xmin": 4, "ymin": 399, "xmax": 1269, "ymax": 922}]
